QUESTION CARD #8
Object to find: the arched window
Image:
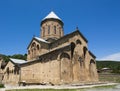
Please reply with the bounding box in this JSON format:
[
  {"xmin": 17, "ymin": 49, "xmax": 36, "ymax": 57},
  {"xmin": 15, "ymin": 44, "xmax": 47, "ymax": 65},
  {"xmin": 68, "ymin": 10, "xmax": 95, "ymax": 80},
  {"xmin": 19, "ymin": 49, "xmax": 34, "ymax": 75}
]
[
  {"xmin": 83, "ymin": 46, "xmax": 87, "ymax": 58},
  {"xmin": 71, "ymin": 42, "xmax": 76, "ymax": 58},
  {"xmin": 7, "ymin": 67, "xmax": 9, "ymax": 75},
  {"xmin": 76, "ymin": 39, "xmax": 82, "ymax": 45},
  {"xmin": 89, "ymin": 59, "xmax": 97, "ymax": 79},
  {"xmin": 59, "ymin": 27, "xmax": 62, "ymax": 36},
  {"xmin": 31, "ymin": 42, "xmax": 36, "ymax": 48},
  {"xmin": 90, "ymin": 59, "xmax": 95, "ymax": 64},
  {"xmin": 54, "ymin": 26, "xmax": 56, "ymax": 34},
  {"xmin": 31, "ymin": 42, "xmax": 37, "ymax": 58},
  {"xmin": 48, "ymin": 25, "xmax": 50, "ymax": 34},
  {"xmin": 28, "ymin": 50, "xmax": 30, "ymax": 54},
  {"xmin": 60, "ymin": 52, "xmax": 70, "ymax": 60},
  {"xmin": 43, "ymin": 27, "xmax": 45, "ymax": 37},
  {"xmin": 78, "ymin": 57, "xmax": 83, "ymax": 66},
  {"xmin": 37, "ymin": 45, "xmax": 40, "ymax": 50}
]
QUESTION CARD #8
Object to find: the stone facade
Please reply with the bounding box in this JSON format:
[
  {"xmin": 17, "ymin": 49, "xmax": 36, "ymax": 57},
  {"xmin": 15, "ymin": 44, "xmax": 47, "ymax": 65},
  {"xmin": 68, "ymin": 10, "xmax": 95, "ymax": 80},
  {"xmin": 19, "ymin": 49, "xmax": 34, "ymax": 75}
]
[
  {"xmin": 0, "ymin": 56, "xmax": 4, "ymax": 84},
  {"xmin": 41, "ymin": 19, "xmax": 64, "ymax": 41},
  {"xmin": 2, "ymin": 11, "xmax": 98, "ymax": 85},
  {"xmin": 2, "ymin": 61, "xmax": 19, "ymax": 85}
]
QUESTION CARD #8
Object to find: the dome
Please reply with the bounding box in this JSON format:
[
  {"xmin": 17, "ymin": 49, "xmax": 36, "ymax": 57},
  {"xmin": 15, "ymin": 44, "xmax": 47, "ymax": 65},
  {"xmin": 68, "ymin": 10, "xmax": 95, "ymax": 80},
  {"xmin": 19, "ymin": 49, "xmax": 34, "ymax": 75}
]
[{"xmin": 42, "ymin": 11, "xmax": 62, "ymax": 21}]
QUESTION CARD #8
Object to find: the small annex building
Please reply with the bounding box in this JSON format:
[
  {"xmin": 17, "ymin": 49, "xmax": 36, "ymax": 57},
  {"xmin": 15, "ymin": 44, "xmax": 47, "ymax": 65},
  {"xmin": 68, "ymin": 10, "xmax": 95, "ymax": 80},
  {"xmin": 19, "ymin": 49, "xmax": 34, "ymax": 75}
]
[{"xmin": 2, "ymin": 11, "xmax": 98, "ymax": 85}]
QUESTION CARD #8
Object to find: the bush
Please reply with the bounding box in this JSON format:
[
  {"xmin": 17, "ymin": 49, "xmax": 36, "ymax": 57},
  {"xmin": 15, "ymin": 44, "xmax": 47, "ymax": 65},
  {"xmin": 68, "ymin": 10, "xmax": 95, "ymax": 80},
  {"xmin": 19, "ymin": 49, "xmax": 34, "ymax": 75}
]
[{"xmin": 0, "ymin": 84, "xmax": 4, "ymax": 88}]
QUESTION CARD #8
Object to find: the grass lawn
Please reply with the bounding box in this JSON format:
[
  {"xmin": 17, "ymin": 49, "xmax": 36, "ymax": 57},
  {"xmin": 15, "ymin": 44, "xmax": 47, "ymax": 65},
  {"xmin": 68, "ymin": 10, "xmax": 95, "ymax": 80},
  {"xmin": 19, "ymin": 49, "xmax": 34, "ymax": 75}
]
[{"xmin": 99, "ymin": 73, "xmax": 120, "ymax": 83}]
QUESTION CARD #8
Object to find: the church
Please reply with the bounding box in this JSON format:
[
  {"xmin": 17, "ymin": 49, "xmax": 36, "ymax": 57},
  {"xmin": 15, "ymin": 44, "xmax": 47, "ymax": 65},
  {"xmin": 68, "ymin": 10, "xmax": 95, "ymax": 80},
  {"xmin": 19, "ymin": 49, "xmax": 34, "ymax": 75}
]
[{"xmin": 2, "ymin": 11, "xmax": 98, "ymax": 85}]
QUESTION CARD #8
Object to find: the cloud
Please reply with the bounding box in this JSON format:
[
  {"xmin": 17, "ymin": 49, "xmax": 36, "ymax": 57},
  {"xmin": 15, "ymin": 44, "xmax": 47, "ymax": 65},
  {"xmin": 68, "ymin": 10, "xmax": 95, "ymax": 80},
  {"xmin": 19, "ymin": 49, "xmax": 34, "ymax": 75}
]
[{"xmin": 98, "ymin": 52, "xmax": 120, "ymax": 61}]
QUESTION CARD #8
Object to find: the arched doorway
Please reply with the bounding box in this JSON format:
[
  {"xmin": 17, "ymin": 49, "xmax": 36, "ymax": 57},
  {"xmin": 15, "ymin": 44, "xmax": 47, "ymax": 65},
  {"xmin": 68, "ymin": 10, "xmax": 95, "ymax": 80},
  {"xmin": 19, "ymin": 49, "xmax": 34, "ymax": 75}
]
[
  {"xmin": 89, "ymin": 59, "xmax": 97, "ymax": 80},
  {"xmin": 60, "ymin": 52, "xmax": 72, "ymax": 83}
]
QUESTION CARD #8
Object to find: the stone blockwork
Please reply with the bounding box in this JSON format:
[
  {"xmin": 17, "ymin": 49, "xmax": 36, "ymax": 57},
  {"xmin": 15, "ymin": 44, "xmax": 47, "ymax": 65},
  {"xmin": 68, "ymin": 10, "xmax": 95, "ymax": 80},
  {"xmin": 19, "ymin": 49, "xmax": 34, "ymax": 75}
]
[
  {"xmin": 41, "ymin": 19, "xmax": 64, "ymax": 41},
  {"xmin": 27, "ymin": 39, "xmax": 49, "ymax": 61},
  {"xmin": 2, "ymin": 61, "xmax": 19, "ymax": 85}
]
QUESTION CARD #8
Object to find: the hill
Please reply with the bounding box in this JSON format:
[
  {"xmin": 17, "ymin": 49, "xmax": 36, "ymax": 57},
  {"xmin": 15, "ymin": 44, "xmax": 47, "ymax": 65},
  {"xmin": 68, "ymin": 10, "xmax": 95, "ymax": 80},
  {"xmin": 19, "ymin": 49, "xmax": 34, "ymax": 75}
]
[{"xmin": 96, "ymin": 60, "xmax": 120, "ymax": 73}]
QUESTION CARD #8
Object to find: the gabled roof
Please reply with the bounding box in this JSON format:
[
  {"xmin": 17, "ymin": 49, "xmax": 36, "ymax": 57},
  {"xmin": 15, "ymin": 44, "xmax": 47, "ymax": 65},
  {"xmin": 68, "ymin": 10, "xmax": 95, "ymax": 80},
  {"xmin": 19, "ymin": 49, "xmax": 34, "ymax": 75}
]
[
  {"xmin": 27, "ymin": 37, "xmax": 49, "ymax": 49},
  {"xmin": 10, "ymin": 58, "xmax": 27, "ymax": 64},
  {"xmin": 43, "ymin": 11, "xmax": 61, "ymax": 21},
  {"xmin": 51, "ymin": 30, "xmax": 88, "ymax": 44},
  {"xmin": 89, "ymin": 51, "xmax": 96, "ymax": 59}
]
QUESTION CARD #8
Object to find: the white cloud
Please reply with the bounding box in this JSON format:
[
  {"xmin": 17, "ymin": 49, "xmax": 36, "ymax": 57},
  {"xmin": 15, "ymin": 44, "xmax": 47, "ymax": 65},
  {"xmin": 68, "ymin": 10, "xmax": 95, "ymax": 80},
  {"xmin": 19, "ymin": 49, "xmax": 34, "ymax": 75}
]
[{"xmin": 98, "ymin": 52, "xmax": 120, "ymax": 61}]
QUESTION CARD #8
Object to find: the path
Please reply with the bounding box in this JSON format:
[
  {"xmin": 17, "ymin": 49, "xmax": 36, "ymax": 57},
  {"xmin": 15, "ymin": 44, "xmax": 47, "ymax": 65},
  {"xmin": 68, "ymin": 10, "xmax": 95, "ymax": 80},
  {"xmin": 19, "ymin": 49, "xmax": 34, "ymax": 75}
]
[{"xmin": 0, "ymin": 82, "xmax": 118, "ymax": 91}]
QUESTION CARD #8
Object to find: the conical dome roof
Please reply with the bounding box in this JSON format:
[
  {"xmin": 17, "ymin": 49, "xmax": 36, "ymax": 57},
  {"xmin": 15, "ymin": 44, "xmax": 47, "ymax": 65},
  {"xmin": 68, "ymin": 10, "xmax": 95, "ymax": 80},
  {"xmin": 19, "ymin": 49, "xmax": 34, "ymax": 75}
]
[
  {"xmin": 42, "ymin": 11, "xmax": 62, "ymax": 21},
  {"xmin": 41, "ymin": 11, "xmax": 63, "ymax": 26}
]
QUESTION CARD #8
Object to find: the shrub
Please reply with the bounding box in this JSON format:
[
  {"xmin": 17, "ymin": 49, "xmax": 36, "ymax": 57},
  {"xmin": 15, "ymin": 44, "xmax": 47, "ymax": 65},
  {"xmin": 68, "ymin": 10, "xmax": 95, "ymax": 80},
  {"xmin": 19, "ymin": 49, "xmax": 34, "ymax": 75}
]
[{"xmin": 0, "ymin": 84, "xmax": 4, "ymax": 88}]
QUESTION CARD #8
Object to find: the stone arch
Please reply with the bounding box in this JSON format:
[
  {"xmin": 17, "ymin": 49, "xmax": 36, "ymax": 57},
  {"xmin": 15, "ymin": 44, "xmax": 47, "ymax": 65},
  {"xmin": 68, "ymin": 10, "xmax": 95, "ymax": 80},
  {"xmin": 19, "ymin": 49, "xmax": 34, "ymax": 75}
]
[
  {"xmin": 31, "ymin": 42, "xmax": 36, "ymax": 48},
  {"xmin": 83, "ymin": 46, "xmax": 87, "ymax": 59},
  {"xmin": 89, "ymin": 59, "xmax": 97, "ymax": 80},
  {"xmin": 42, "ymin": 27, "xmax": 45, "ymax": 37},
  {"xmin": 60, "ymin": 52, "xmax": 72, "ymax": 83},
  {"xmin": 48, "ymin": 25, "xmax": 50, "ymax": 34},
  {"xmin": 90, "ymin": 59, "xmax": 95, "ymax": 64},
  {"xmin": 30, "ymin": 42, "xmax": 37, "ymax": 59},
  {"xmin": 71, "ymin": 42, "xmax": 76, "ymax": 58},
  {"xmin": 37, "ymin": 44, "xmax": 40, "ymax": 50},
  {"xmin": 76, "ymin": 39, "xmax": 82, "ymax": 45},
  {"xmin": 59, "ymin": 29, "xmax": 61, "ymax": 36},
  {"xmin": 6, "ymin": 67, "xmax": 9, "ymax": 75},
  {"xmin": 6, "ymin": 67, "xmax": 9, "ymax": 79},
  {"xmin": 54, "ymin": 26, "xmax": 56, "ymax": 34},
  {"xmin": 78, "ymin": 56, "xmax": 84, "ymax": 67},
  {"xmin": 60, "ymin": 52, "xmax": 70, "ymax": 60}
]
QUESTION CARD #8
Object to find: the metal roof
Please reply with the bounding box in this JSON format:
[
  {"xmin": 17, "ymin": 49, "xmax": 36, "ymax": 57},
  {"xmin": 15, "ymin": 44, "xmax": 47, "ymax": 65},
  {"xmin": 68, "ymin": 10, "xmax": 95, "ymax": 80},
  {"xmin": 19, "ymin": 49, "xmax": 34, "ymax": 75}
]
[
  {"xmin": 42, "ymin": 11, "xmax": 61, "ymax": 21},
  {"xmin": 10, "ymin": 58, "xmax": 27, "ymax": 64},
  {"xmin": 34, "ymin": 37, "xmax": 49, "ymax": 43}
]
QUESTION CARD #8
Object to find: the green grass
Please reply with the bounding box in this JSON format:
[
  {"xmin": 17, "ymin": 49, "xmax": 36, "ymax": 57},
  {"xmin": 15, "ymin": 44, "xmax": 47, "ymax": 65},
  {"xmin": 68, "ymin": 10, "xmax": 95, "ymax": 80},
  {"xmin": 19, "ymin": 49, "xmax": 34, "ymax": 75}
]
[
  {"xmin": 0, "ymin": 84, "xmax": 4, "ymax": 88},
  {"xmin": 93, "ymin": 85, "xmax": 116, "ymax": 89},
  {"xmin": 99, "ymin": 73, "xmax": 120, "ymax": 83},
  {"xmin": 6, "ymin": 89, "xmax": 85, "ymax": 91}
]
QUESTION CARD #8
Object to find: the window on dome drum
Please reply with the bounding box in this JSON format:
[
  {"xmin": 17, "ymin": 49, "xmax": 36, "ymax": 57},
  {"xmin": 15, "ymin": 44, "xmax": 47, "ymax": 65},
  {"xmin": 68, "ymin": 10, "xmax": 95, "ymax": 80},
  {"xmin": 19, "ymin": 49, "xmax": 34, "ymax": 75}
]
[
  {"xmin": 43, "ymin": 27, "xmax": 45, "ymax": 37},
  {"xmin": 59, "ymin": 27, "xmax": 61, "ymax": 36},
  {"xmin": 54, "ymin": 26, "xmax": 56, "ymax": 34},
  {"xmin": 48, "ymin": 26, "xmax": 50, "ymax": 34}
]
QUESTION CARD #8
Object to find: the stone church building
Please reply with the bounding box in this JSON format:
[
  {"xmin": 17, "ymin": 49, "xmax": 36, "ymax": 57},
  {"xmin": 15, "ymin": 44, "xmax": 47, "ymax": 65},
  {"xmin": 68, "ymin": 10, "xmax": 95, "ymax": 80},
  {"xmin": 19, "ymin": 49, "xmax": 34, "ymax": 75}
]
[{"xmin": 2, "ymin": 11, "xmax": 98, "ymax": 85}]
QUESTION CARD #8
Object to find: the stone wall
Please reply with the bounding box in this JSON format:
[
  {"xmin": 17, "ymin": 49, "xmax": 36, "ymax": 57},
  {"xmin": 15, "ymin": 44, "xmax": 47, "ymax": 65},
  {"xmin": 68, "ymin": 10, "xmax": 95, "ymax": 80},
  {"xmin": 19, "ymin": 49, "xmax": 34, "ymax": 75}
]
[
  {"xmin": 50, "ymin": 31, "xmax": 88, "ymax": 52},
  {"xmin": 2, "ymin": 61, "xmax": 19, "ymax": 85},
  {"xmin": 2, "ymin": 31, "xmax": 98, "ymax": 85},
  {"xmin": 20, "ymin": 37, "xmax": 98, "ymax": 85},
  {"xmin": 27, "ymin": 40, "xmax": 49, "ymax": 61},
  {"xmin": 41, "ymin": 19, "xmax": 64, "ymax": 41}
]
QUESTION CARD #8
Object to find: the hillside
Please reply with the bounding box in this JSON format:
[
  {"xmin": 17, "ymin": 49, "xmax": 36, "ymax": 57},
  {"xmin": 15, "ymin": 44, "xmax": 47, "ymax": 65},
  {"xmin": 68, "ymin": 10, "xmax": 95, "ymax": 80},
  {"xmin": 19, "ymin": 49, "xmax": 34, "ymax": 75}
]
[{"xmin": 96, "ymin": 60, "xmax": 120, "ymax": 73}]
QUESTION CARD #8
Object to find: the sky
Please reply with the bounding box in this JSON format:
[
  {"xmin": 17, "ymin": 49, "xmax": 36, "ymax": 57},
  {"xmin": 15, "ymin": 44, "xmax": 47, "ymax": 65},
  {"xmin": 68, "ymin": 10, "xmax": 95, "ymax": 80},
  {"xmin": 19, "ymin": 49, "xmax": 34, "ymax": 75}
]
[{"xmin": 0, "ymin": 0, "xmax": 120, "ymax": 60}]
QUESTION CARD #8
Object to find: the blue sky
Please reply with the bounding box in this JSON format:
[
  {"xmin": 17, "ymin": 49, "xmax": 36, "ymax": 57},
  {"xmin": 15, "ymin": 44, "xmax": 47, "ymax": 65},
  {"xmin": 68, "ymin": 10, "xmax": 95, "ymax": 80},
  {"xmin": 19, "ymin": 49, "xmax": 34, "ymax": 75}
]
[{"xmin": 0, "ymin": 0, "xmax": 120, "ymax": 60}]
